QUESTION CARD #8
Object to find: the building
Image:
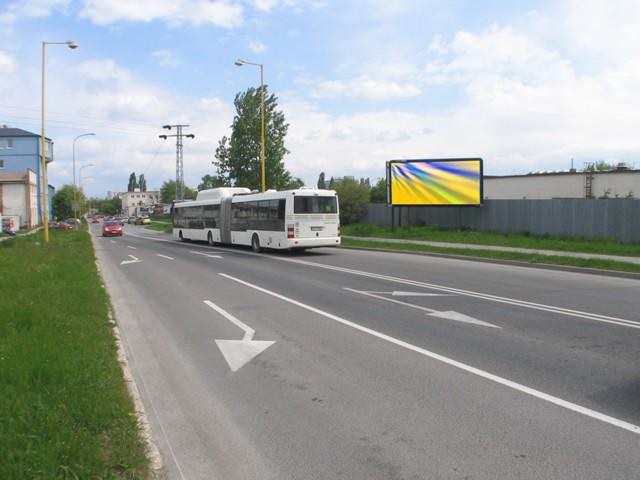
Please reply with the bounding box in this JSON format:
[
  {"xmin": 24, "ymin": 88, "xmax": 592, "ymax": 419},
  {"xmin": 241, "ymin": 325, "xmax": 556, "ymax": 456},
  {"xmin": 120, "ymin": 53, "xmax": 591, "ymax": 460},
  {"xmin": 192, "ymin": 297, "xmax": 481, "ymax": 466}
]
[
  {"xmin": 118, "ymin": 189, "xmax": 160, "ymax": 217},
  {"xmin": 0, "ymin": 126, "xmax": 55, "ymax": 223},
  {"xmin": 0, "ymin": 170, "xmax": 38, "ymax": 230},
  {"xmin": 484, "ymin": 166, "xmax": 640, "ymax": 199}
]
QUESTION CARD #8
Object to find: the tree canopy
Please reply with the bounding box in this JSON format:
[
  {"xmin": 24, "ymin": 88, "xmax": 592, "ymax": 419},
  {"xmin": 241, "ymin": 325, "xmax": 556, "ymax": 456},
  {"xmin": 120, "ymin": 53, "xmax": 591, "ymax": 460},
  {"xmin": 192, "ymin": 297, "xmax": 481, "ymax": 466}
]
[
  {"xmin": 138, "ymin": 174, "xmax": 147, "ymax": 192},
  {"xmin": 160, "ymin": 179, "xmax": 196, "ymax": 203},
  {"xmin": 334, "ymin": 178, "xmax": 369, "ymax": 225},
  {"xmin": 368, "ymin": 178, "xmax": 387, "ymax": 203},
  {"xmin": 198, "ymin": 174, "xmax": 227, "ymax": 191},
  {"xmin": 127, "ymin": 172, "xmax": 137, "ymax": 192},
  {"xmin": 214, "ymin": 86, "xmax": 299, "ymax": 191},
  {"xmin": 52, "ymin": 185, "xmax": 86, "ymax": 220}
]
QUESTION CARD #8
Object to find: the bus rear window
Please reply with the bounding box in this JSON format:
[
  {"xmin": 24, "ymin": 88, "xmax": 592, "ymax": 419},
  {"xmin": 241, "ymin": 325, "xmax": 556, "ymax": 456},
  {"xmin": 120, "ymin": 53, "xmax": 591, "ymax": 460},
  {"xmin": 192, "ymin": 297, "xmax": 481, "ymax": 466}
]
[{"xmin": 294, "ymin": 196, "xmax": 337, "ymax": 214}]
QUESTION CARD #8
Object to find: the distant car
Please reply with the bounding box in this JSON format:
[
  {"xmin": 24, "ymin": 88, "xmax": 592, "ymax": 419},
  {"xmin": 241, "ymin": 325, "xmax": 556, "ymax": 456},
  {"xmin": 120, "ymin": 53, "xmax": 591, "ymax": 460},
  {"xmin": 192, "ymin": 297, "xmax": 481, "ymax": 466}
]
[
  {"xmin": 92, "ymin": 218, "xmax": 100, "ymax": 224},
  {"xmin": 128, "ymin": 216, "xmax": 136, "ymax": 224},
  {"xmin": 135, "ymin": 216, "xmax": 151, "ymax": 225},
  {"xmin": 54, "ymin": 221, "xmax": 74, "ymax": 231},
  {"xmin": 102, "ymin": 221, "xmax": 123, "ymax": 237}
]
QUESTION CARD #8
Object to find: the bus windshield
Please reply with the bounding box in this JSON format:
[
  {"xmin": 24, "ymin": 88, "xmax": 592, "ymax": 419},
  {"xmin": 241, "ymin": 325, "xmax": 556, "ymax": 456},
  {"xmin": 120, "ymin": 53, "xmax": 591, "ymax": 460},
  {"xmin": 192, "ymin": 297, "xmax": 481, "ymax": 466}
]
[{"xmin": 294, "ymin": 196, "xmax": 337, "ymax": 214}]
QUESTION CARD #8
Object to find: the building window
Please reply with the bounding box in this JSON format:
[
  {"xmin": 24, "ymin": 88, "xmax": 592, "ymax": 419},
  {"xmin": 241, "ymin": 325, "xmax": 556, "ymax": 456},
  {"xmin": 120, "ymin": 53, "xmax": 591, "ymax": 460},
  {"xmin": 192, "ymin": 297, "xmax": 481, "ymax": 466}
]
[
  {"xmin": 0, "ymin": 159, "xmax": 4, "ymax": 168},
  {"xmin": 0, "ymin": 139, "xmax": 13, "ymax": 149}
]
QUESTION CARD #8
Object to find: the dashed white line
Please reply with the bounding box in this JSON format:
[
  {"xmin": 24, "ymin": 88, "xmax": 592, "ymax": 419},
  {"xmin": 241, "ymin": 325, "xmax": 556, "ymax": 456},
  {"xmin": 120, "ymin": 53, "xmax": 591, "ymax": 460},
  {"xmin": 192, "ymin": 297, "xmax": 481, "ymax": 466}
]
[
  {"xmin": 157, "ymin": 254, "xmax": 174, "ymax": 260},
  {"xmin": 128, "ymin": 245, "xmax": 137, "ymax": 250},
  {"xmin": 219, "ymin": 272, "xmax": 640, "ymax": 436}
]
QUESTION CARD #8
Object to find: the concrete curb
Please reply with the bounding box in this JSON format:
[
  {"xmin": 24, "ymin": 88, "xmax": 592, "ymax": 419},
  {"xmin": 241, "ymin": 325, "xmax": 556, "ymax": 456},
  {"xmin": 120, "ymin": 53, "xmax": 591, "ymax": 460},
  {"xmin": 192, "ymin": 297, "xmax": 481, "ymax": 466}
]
[
  {"xmin": 89, "ymin": 230, "xmax": 164, "ymax": 478},
  {"xmin": 339, "ymin": 244, "xmax": 640, "ymax": 281}
]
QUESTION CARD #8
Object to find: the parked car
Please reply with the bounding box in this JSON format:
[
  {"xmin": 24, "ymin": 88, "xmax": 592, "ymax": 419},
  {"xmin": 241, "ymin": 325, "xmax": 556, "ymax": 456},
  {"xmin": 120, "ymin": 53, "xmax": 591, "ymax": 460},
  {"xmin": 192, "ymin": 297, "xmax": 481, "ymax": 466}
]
[
  {"xmin": 92, "ymin": 218, "xmax": 100, "ymax": 224},
  {"xmin": 102, "ymin": 221, "xmax": 124, "ymax": 237},
  {"xmin": 128, "ymin": 216, "xmax": 136, "ymax": 224},
  {"xmin": 53, "ymin": 221, "xmax": 74, "ymax": 231},
  {"xmin": 135, "ymin": 216, "xmax": 151, "ymax": 225}
]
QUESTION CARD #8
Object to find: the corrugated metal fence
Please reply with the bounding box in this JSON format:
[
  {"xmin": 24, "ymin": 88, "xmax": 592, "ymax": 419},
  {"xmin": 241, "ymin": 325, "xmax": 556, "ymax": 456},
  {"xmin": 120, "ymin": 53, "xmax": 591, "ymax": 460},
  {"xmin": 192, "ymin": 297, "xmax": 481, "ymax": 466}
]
[{"xmin": 364, "ymin": 199, "xmax": 640, "ymax": 243}]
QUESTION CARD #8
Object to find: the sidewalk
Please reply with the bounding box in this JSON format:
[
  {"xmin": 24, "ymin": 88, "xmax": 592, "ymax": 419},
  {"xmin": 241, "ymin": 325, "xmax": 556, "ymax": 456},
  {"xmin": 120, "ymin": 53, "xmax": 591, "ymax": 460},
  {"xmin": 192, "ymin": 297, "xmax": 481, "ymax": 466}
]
[{"xmin": 343, "ymin": 236, "xmax": 640, "ymax": 265}]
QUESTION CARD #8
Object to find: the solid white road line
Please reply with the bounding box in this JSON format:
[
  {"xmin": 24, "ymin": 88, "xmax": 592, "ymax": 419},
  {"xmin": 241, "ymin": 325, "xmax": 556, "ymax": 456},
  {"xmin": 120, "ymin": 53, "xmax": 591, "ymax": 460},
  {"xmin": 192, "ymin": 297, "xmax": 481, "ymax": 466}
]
[
  {"xmin": 189, "ymin": 250, "xmax": 223, "ymax": 259},
  {"xmin": 344, "ymin": 288, "xmax": 501, "ymax": 328},
  {"xmin": 219, "ymin": 272, "xmax": 640, "ymax": 436},
  {"xmin": 127, "ymin": 245, "xmax": 137, "ymax": 250},
  {"xmin": 157, "ymin": 254, "xmax": 174, "ymax": 260},
  {"xmin": 275, "ymin": 257, "xmax": 640, "ymax": 330}
]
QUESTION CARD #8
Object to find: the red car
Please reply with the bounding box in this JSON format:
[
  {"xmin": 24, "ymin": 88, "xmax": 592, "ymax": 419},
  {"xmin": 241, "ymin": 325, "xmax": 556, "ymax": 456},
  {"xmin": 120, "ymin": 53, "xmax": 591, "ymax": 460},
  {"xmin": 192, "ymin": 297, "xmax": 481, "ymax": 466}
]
[{"xmin": 102, "ymin": 221, "xmax": 123, "ymax": 237}]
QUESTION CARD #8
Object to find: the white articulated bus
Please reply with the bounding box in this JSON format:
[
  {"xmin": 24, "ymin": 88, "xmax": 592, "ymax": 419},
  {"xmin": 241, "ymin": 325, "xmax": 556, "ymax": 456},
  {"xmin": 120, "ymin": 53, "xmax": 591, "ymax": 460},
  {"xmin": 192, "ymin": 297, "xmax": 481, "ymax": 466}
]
[{"xmin": 172, "ymin": 187, "xmax": 341, "ymax": 252}]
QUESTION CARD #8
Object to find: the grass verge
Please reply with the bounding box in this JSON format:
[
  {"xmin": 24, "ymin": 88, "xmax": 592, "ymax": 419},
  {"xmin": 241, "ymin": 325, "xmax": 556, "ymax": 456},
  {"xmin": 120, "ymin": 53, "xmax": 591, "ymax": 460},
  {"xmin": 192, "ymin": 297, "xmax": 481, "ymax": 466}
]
[
  {"xmin": 0, "ymin": 230, "xmax": 149, "ymax": 479},
  {"xmin": 144, "ymin": 221, "xmax": 172, "ymax": 233},
  {"xmin": 343, "ymin": 224, "xmax": 640, "ymax": 257},
  {"xmin": 342, "ymin": 237, "xmax": 640, "ymax": 274}
]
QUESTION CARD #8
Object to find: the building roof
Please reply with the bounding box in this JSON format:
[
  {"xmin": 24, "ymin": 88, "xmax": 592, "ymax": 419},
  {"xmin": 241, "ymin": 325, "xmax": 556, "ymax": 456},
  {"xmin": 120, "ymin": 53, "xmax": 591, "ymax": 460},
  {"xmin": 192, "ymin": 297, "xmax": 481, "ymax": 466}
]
[
  {"xmin": 0, "ymin": 126, "xmax": 51, "ymax": 141},
  {"xmin": 485, "ymin": 168, "xmax": 640, "ymax": 179},
  {"xmin": 0, "ymin": 171, "xmax": 29, "ymax": 182}
]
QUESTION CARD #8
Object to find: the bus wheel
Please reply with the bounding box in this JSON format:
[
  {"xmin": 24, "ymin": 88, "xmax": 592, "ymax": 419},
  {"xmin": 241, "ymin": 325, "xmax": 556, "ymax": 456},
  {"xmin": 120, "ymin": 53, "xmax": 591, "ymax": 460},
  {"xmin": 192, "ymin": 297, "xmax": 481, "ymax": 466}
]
[
  {"xmin": 251, "ymin": 234, "xmax": 262, "ymax": 253},
  {"xmin": 207, "ymin": 232, "xmax": 214, "ymax": 246}
]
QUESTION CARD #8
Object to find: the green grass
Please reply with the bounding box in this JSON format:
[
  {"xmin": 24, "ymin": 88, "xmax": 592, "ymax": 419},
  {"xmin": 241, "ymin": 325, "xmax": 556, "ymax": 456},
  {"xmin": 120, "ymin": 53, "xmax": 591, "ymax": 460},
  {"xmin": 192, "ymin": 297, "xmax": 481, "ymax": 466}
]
[
  {"xmin": 0, "ymin": 230, "xmax": 149, "ymax": 479},
  {"xmin": 144, "ymin": 221, "xmax": 172, "ymax": 233},
  {"xmin": 342, "ymin": 238, "xmax": 640, "ymax": 274},
  {"xmin": 342, "ymin": 224, "xmax": 640, "ymax": 257}
]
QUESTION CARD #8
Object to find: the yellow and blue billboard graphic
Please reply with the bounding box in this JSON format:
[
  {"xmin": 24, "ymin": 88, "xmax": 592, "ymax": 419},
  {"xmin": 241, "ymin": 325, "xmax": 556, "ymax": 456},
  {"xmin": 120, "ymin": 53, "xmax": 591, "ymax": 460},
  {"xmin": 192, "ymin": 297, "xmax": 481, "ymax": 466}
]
[{"xmin": 388, "ymin": 158, "xmax": 483, "ymax": 206}]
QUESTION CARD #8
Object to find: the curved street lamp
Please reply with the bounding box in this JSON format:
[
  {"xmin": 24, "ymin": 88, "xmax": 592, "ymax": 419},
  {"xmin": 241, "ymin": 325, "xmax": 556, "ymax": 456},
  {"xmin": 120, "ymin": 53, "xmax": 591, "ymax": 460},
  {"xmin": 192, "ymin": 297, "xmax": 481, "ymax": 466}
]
[
  {"xmin": 234, "ymin": 58, "xmax": 265, "ymax": 192},
  {"xmin": 73, "ymin": 133, "xmax": 96, "ymax": 220},
  {"xmin": 41, "ymin": 40, "xmax": 78, "ymax": 242}
]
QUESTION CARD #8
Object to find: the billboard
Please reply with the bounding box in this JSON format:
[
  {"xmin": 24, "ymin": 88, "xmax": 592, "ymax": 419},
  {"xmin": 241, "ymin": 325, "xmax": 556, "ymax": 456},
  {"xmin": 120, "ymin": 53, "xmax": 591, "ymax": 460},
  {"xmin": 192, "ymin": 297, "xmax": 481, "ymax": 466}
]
[{"xmin": 387, "ymin": 158, "xmax": 483, "ymax": 206}]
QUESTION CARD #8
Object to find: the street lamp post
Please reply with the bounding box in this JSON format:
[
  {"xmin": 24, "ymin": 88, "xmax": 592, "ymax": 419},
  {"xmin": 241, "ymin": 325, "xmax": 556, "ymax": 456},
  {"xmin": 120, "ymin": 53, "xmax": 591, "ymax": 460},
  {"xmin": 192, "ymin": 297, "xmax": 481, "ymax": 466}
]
[
  {"xmin": 234, "ymin": 58, "xmax": 265, "ymax": 192},
  {"xmin": 73, "ymin": 133, "xmax": 95, "ymax": 221},
  {"xmin": 78, "ymin": 164, "xmax": 94, "ymax": 215},
  {"xmin": 41, "ymin": 40, "xmax": 78, "ymax": 243}
]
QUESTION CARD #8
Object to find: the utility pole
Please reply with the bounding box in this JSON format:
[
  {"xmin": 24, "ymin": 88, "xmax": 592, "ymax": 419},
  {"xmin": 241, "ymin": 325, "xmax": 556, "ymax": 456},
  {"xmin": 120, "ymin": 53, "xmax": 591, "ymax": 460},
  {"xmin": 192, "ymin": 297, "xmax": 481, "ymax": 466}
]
[{"xmin": 159, "ymin": 124, "xmax": 195, "ymax": 201}]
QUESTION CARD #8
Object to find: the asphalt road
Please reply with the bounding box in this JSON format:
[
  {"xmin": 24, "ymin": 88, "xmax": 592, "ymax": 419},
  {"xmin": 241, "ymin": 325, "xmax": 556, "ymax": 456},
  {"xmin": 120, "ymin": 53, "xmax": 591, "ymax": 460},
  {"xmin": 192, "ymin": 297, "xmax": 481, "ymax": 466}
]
[{"xmin": 92, "ymin": 223, "xmax": 640, "ymax": 480}]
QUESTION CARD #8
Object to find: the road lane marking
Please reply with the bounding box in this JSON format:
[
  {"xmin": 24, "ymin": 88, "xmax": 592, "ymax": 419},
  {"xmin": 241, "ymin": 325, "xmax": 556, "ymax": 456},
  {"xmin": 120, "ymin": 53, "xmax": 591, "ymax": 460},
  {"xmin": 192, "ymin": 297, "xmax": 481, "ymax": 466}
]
[
  {"xmin": 120, "ymin": 255, "xmax": 141, "ymax": 265},
  {"xmin": 110, "ymin": 240, "xmax": 116, "ymax": 244},
  {"xmin": 189, "ymin": 250, "xmax": 222, "ymax": 259},
  {"xmin": 220, "ymin": 272, "xmax": 640, "ymax": 435},
  {"xmin": 203, "ymin": 300, "xmax": 275, "ymax": 372},
  {"xmin": 127, "ymin": 245, "xmax": 137, "ymax": 250},
  {"xmin": 157, "ymin": 254, "xmax": 174, "ymax": 260},
  {"xmin": 274, "ymin": 258, "xmax": 640, "ymax": 330},
  {"xmin": 344, "ymin": 288, "xmax": 500, "ymax": 328}
]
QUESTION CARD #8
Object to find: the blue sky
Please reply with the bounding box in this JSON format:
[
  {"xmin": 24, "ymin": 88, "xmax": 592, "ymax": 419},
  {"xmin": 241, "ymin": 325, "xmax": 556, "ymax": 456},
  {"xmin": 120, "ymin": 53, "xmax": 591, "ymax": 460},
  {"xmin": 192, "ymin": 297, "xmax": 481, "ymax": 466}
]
[{"xmin": 1, "ymin": 0, "xmax": 639, "ymax": 198}]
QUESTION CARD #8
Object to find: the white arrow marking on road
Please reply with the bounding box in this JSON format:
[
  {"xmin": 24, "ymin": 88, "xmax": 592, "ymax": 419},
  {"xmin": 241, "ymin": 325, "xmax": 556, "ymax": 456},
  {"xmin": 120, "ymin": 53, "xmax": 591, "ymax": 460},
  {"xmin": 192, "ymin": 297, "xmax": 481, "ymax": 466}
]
[
  {"xmin": 190, "ymin": 250, "xmax": 223, "ymax": 259},
  {"xmin": 120, "ymin": 255, "xmax": 141, "ymax": 265},
  {"xmin": 203, "ymin": 300, "xmax": 275, "ymax": 372},
  {"xmin": 344, "ymin": 288, "xmax": 500, "ymax": 329},
  {"xmin": 157, "ymin": 254, "xmax": 174, "ymax": 260}
]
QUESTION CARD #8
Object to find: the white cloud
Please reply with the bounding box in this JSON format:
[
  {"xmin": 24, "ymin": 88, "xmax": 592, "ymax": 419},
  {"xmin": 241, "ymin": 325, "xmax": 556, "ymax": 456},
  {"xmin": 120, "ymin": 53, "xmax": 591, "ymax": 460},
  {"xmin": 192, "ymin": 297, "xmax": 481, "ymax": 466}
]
[
  {"xmin": 79, "ymin": 0, "xmax": 244, "ymax": 28},
  {"xmin": 312, "ymin": 77, "xmax": 421, "ymax": 100},
  {"xmin": 0, "ymin": 0, "xmax": 70, "ymax": 23},
  {"xmin": 248, "ymin": 41, "xmax": 266, "ymax": 53},
  {"xmin": 152, "ymin": 49, "xmax": 180, "ymax": 67},
  {"xmin": 0, "ymin": 51, "xmax": 16, "ymax": 73},
  {"xmin": 249, "ymin": 0, "xmax": 279, "ymax": 12}
]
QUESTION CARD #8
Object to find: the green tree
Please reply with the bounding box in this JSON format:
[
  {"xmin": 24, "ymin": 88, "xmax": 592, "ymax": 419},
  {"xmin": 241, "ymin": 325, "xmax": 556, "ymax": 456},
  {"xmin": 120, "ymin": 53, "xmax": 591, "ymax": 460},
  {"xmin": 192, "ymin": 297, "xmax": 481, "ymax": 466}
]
[
  {"xmin": 138, "ymin": 174, "xmax": 147, "ymax": 192},
  {"xmin": 328, "ymin": 176, "xmax": 335, "ymax": 189},
  {"xmin": 214, "ymin": 86, "xmax": 294, "ymax": 190},
  {"xmin": 52, "ymin": 185, "xmax": 85, "ymax": 220},
  {"xmin": 369, "ymin": 178, "xmax": 387, "ymax": 203},
  {"xmin": 334, "ymin": 177, "xmax": 369, "ymax": 225},
  {"xmin": 317, "ymin": 172, "xmax": 326, "ymax": 189},
  {"xmin": 161, "ymin": 179, "xmax": 197, "ymax": 203},
  {"xmin": 198, "ymin": 174, "xmax": 227, "ymax": 191},
  {"xmin": 127, "ymin": 172, "xmax": 137, "ymax": 192},
  {"xmin": 286, "ymin": 177, "xmax": 305, "ymax": 189}
]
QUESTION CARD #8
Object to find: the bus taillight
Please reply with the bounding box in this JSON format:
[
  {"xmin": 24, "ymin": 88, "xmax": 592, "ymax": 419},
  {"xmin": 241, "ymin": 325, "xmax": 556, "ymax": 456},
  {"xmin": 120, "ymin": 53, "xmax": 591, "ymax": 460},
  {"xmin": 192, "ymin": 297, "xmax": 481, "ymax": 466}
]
[
  {"xmin": 287, "ymin": 224, "xmax": 295, "ymax": 238},
  {"xmin": 337, "ymin": 224, "xmax": 341, "ymax": 237}
]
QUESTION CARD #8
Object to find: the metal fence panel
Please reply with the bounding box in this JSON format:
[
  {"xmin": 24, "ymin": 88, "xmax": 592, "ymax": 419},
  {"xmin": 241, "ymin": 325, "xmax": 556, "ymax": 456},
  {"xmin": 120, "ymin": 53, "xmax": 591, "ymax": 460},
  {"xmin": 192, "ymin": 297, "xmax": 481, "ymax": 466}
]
[{"xmin": 364, "ymin": 199, "xmax": 640, "ymax": 243}]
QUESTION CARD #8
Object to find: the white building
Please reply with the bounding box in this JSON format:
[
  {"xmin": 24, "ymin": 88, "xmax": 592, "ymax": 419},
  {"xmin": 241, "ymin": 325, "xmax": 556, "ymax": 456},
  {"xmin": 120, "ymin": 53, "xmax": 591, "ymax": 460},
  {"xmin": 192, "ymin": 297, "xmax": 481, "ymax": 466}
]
[
  {"xmin": 484, "ymin": 167, "xmax": 640, "ymax": 200},
  {"xmin": 117, "ymin": 189, "xmax": 160, "ymax": 216},
  {"xmin": 0, "ymin": 169, "xmax": 38, "ymax": 230}
]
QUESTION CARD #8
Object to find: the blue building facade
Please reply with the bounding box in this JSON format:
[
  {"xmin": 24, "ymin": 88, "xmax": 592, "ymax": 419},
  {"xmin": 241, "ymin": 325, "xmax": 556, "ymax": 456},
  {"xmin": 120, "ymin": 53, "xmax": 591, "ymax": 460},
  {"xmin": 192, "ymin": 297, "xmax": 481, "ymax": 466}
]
[{"xmin": 0, "ymin": 126, "xmax": 55, "ymax": 223}]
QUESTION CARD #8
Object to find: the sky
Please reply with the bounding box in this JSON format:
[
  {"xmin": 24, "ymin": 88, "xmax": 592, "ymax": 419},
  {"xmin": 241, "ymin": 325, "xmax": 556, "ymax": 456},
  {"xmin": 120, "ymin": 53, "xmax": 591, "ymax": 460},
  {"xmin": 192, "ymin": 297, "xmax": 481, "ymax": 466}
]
[{"xmin": 1, "ymin": 0, "xmax": 639, "ymax": 198}]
